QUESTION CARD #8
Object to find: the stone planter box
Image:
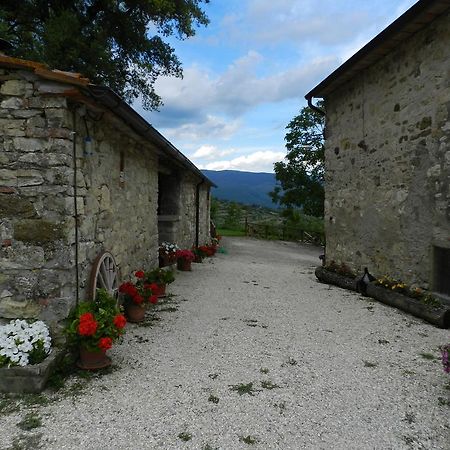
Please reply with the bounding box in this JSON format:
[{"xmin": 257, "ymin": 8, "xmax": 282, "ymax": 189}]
[
  {"xmin": 315, "ymin": 267, "xmax": 450, "ymax": 329},
  {"xmin": 0, "ymin": 348, "xmax": 65, "ymax": 394}
]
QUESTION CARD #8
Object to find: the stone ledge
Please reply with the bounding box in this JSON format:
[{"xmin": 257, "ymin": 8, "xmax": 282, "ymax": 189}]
[
  {"xmin": 315, "ymin": 267, "xmax": 450, "ymax": 329},
  {"xmin": 0, "ymin": 348, "xmax": 65, "ymax": 393}
]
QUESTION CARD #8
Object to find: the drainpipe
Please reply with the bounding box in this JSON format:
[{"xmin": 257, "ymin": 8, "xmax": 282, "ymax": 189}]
[
  {"xmin": 307, "ymin": 96, "xmax": 326, "ymax": 116},
  {"xmin": 195, "ymin": 179, "xmax": 205, "ymax": 247},
  {"xmin": 71, "ymin": 111, "xmax": 80, "ymax": 306}
]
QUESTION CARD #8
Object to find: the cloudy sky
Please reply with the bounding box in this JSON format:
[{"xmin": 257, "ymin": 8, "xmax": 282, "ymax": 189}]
[{"xmin": 138, "ymin": 0, "xmax": 417, "ymax": 173}]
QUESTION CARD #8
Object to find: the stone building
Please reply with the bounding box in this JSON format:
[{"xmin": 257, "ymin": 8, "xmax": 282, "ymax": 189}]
[
  {"xmin": 306, "ymin": 0, "xmax": 450, "ymax": 297},
  {"xmin": 0, "ymin": 54, "xmax": 213, "ymax": 326}
]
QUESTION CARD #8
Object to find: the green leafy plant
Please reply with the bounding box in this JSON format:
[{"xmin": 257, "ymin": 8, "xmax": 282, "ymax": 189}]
[
  {"xmin": 144, "ymin": 268, "xmax": 175, "ymax": 285},
  {"xmin": 65, "ymin": 289, "xmax": 126, "ymax": 352}
]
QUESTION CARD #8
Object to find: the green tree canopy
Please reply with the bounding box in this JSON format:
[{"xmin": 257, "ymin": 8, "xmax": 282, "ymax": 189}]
[
  {"xmin": 0, "ymin": 0, "xmax": 209, "ymax": 109},
  {"xmin": 270, "ymin": 101, "xmax": 325, "ymax": 217}
]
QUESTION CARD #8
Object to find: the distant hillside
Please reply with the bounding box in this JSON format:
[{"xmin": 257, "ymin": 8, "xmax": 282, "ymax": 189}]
[{"xmin": 202, "ymin": 169, "xmax": 278, "ymax": 209}]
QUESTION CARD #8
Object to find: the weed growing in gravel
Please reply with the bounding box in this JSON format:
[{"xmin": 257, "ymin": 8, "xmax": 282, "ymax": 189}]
[
  {"xmin": 260, "ymin": 368, "xmax": 269, "ymax": 374},
  {"xmin": 178, "ymin": 432, "xmax": 192, "ymax": 442},
  {"xmin": 229, "ymin": 382, "xmax": 260, "ymax": 396},
  {"xmin": 404, "ymin": 412, "xmax": 416, "ymax": 424},
  {"xmin": 419, "ymin": 352, "xmax": 436, "ymax": 360},
  {"xmin": 438, "ymin": 397, "xmax": 450, "ymax": 407},
  {"xmin": 402, "ymin": 370, "xmax": 416, "ymax": 376},
  {"xmin": 158, "ymin": 307, "xmax": 178, "ymax": 313},
  {"xmin": 363, "ymin": 361, "xmax": 378, "ymax": 368},
  {"xmin": 239, "ymin": 435, "xmax": 258, "ymax": 445},
  {"xmin": 208, "ymin": 394, "xmax": 219, "ymax": 404},
  {"xmin": 17, "ymin": 412, "xmax": 42, "ymax": 431},
  {"xmin": 202, "ymin": 444, "xmax": 217, "ymax": 450},
  {"xmin": 208, "ymin": 373, "xmax": 219, "ymax": 380},
  {"xmin": 10, "ymin": 433, "xmax": 43, "ymax": 450},
  {"xmin": 378, "ymin": 339, "xmax": 390, "ymax": 345},
  {"xmin": 0, "ymin": 396, "xmax": 21, "ymax": 415},
  {"xmin": 273, "ymin": 401, "xmax": 286, "ymax": 414},
  {"xmin": 261, "ymin": 380, "xmax": 280, "ymax": 390},
  {"xmin": 286, "ymin": 357, "xmax": 297, "ymax": 366}
]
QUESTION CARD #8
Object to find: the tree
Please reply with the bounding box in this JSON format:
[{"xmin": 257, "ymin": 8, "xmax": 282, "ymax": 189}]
[
  {"xmin": 0, "ymin": 1, "xmax": 209, "ymax": 110},
  {"xmin": 270, "ymin": 101, "xmax": 325, "ymax": 217}
]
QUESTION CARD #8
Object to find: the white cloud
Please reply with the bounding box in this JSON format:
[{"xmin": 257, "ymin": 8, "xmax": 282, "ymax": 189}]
[
  {"xmin": 158, "ymin": 114, "xmax": 241, "ymax": 143},
  {"xmin": 199, "ymin": 150, "xmax": 286, "ymax": 173},
  {"xmin": 153, "ymin": 55, "xmax": 337, "ymax": 122},
  {"xmin": 191, "ymin": 145, "xmax": 238, "ymax": 160}
]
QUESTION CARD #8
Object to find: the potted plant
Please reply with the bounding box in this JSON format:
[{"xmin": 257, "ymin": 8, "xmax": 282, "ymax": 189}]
[
  {"xmin": 143, "ymin": 268, "xmax": 175, "ymax": 297},
  {"xmin": 192, "ymin": 246, "xmax": 208, "ymax": 263},
  {"xmin": 66, "ymin": 289, "xmax": 126, "ymax": 370},
  {"xmin": 175, "ymin": 249, "xmax": 195, "ymax": 271},
  {"xmin": 119, "ymin": 270, "xmax": 158, "ymax": 322},
  {"xmin": 159, "ymin": 241, "xmax": 180, "ymax": 267},
  {"xmin": 0, "ymin": 319, "xmax": 52, "ymax": 368}
]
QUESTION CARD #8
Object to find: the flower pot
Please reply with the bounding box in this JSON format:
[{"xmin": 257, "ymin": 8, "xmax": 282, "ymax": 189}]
[
  {"xmin": 77, "ymin": 347, "xmax": 111, "ymax": 370},
  {"xmin": 159, "ymin": 254, "xmax": 177, "ymax": 267},
  {"xmin": 177, "ymin": 258, "xmax": 192, "ymax": 271},
  {"xmin": 156, "ymin": 283, "xmax": 166, "ymax": 297},
  {"xmin": 125, "ymin": 302, "xmax": 146, "ymax": 323}
]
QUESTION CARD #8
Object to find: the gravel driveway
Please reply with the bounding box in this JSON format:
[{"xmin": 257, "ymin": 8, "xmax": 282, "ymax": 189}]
[{"xmin": 1, "ymin": 237, "xmax": 449, "ymax": 449}]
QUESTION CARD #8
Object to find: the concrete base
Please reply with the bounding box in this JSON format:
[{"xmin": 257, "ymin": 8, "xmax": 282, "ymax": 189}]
[{"xmin": 0, "ymin": 348, "xmax": 65, "ymax": 393}]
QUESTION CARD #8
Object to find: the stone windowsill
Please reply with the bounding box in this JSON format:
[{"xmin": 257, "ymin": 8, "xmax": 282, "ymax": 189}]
[{"xmin": 158, "ymin": 215, "xmax": 180, "ymax": 222}]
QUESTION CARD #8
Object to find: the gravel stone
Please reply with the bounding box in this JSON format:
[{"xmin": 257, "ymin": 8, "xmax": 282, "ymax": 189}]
[{"xmin": 0, "ymin": 237, "xmax": 449, "ymax": 449}]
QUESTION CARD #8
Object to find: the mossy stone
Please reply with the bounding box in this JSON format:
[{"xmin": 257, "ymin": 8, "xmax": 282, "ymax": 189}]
[
  {"xmin": 14, "ymin": 220, "xmax": 64, "ymax": 244},
  {"xmin": 0, "ymin": 195, "xmax": 37, "ymax": 218}
]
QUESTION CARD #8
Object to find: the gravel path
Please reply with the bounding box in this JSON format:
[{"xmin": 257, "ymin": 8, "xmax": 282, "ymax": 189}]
[{"xmin": 1, "ymin": 237, "xmax": 449, "ymax": 450}]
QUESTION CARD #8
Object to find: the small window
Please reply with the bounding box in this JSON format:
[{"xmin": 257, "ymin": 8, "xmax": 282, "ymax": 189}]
[{"xmin": 434, "ymin": 246, "xmax": 450, "ymax": 296}]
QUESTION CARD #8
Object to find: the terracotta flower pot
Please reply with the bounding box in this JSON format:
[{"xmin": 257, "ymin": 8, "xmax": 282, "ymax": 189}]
[
  {"xmin": 177, "ymin": 258, "xmax": 192, "ymax": 271},
  {"xmin": 194, "ymin": 254, "xmax": 203, "ymax": 263},
  {"xmin": 77, "ymin": 347, "xmax": 111, "ymax": 370},
  {"xmin": 125, "ymin": 302, "xmax": 146, "ymax": 323},
  {"xmin": 156, "ymin": 283, "xmax": 166, "ymax": 297}
]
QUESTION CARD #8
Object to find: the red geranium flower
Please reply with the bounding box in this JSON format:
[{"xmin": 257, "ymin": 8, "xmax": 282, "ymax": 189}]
[
  {"xmin": 98, "ymin": 337, "xmax": 113, "ymax": 351},
  {"xmin": 149, "ymin": 295, "xmax": 158, "ymax": 305},
  {"xmin": 133, "ymin": 294, "xmax": 144, "ymax": 305},
  {"xmin": 113, "ymin": 314, "xmax": 127, "ymax": 329},
  {"xmin": 78, "ymin": 314, "xmax": 98, "ymax": 336},
  {"xmin": 135, "ymin": 270, "xmax": 145, "ymax": 279},
  {"xmin": 150, "ymin": 283, "xmax": 159, "ymax": 293}
]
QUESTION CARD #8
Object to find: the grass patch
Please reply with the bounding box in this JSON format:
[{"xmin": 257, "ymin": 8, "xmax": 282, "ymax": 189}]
[
  {"xmin": 9, "ymin": 433, "xmax": 43, "ymax": 450},
  {"xmin": 229, "ymin": 382, "xmax": 259, "ymax": 396},
  {"xmin": 419, "ymin": 352, "xmax": 436, "ymax": 360},
  {"xmin": 158, "ymin": 306, "xmax": 178, "ymax": 313},
  {"xmin": 0, "ymin": 396, "xmax": 21, "ymax": 415},
  {"xmin": 261, "ymin": 380, "xmax": 280, "ymax": 390},
  {"xmin": 208, "ymin": 394, "xmax": 219, "ymax": 404},
  {"xmin": 239, "ymin": 435, "xmax": 258, "ymax": 445},
  {"xmin": 438, "ymin": 397, "xmax": 450, "ymax": 407},
  {"xmin": 17, "ymin": 413, "xmax": 42, "ymax": 431},
  {"xmin": 178, "ymin": 432, "xmax": 192, "ymax": 442},
  {"xmin": 363, "ymin": 361, "xmax": 378, "ymax": 368},
  {"xmin": 217, "ymin": 228, "xmax": 246, "ymax": 237},
  {"xmin": 260, "ymin": 368, "xmax": 269, "ymax": 374}
]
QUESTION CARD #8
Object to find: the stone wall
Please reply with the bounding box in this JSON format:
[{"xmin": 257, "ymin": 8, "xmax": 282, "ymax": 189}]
[
  {"xmin": 323, "ymin": 10, "xmax": 450, "ymax": 289},
  {"xmin": 0, "ymin": 65, "xmax": 211, "ymax": 327},
  {"xmin": 0, "ymin": 71, "xmax": 75, "ymax": 323},
  {"xmin": 73, "ymin": 111, "xmax": 159, "ymax": 300}
]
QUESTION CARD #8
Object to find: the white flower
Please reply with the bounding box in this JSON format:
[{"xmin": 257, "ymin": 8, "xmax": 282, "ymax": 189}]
[{"xmin": 0, "ymin": 320, "xmax": 52, "ymax": 368}]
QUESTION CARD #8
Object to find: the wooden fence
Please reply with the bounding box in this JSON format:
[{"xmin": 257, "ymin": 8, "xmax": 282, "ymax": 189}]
[{"xmin": 245, "ymin": 221, "xmax": 325, "ymax": 246}]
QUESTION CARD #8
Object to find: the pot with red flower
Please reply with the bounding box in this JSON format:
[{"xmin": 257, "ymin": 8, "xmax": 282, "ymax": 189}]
[
  {"xmin": 192, "ymin": 246, "xmax": 208, "ymax": 263},
  {"xmin": 119, "ymin": 271, "xmax": 158, "ymax": 322},
  {"xmin": 143, "ymin": 268, "xmax": 175, "ymax": 297},
  {"xmin": 175, "ymin": 249, "xmax": 195, "ymax": 271},
  {"xmin": 66, "ymin": 289, "xmax": 126, "ymax": 370}
]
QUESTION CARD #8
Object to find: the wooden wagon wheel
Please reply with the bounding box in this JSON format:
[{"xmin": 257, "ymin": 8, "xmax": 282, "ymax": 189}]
[{"xmin": 88, "ymin": 251, "xmax": 120, "ymax": 301}]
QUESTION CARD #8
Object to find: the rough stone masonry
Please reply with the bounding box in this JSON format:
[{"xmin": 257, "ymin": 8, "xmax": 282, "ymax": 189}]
[
  {"xmin": 323, "ymin": 9, "xmax": 450, "ymax": 291},
  {"xmin": 0, "ymin": 64, "xmax": 211, "ymax": 331}
]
